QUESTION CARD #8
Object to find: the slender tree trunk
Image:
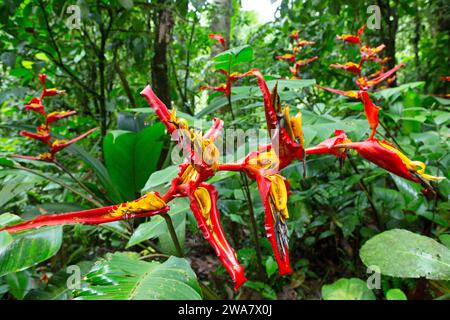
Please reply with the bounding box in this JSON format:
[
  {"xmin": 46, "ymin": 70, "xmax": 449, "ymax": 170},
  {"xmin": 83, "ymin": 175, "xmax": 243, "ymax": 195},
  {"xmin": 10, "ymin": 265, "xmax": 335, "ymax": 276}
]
[
  {"xmin": 151, "ymin": 0, "xmax": 173, "ymax": 107},
  {"xmin": 413, "ymin": 1, "xmax": 422, "ymax": 80},
  {"xmin": 377, "ymin": 0, "xmax": 399, "ymax": 86},
  {"xmin": 211, "ymin": 0, "xmax": 232, "ymax": 55}
]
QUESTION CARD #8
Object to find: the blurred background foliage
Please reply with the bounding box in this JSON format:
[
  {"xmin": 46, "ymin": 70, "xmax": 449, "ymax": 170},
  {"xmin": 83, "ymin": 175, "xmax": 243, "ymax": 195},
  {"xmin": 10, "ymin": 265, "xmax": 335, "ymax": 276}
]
[{"xmin": 0, "ymin": 0, "xmax": 449, "ymax": 300}]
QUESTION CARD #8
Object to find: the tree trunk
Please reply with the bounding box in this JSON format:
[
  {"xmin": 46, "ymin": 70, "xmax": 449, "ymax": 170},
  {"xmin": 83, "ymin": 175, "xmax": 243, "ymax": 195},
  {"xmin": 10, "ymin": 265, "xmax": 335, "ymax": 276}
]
[
  {"xmin": 151, "ymin": 0, "xmax": 174, "ymax": 107},
  {"xmin": 377, "ymin": 0, "xmax": 399, "ymax": 86},
  {"xmin": 211, "ymin": 0, "xmax": 232, "ymax": 55}
]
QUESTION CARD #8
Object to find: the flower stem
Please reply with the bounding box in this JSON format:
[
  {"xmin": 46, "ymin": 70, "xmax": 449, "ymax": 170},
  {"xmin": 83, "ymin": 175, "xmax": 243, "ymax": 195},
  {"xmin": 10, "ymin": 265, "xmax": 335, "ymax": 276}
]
[{"xmin": 161, "ymin": 213, "xmax": 184, "ymax": 257}]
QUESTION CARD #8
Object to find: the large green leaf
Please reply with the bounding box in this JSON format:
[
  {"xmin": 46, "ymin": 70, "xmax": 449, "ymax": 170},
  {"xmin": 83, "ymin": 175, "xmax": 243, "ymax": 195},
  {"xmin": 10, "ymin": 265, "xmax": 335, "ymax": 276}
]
[
  {"xmin": 360, "ymin": 229, "xmax": 450, "ymax": 280},
  {"xmin": 213, "ymin": 45, "xmax": 253, "ymax": 70},
  {"xmin": 321, "ymin": 278, "xmax": 376, "ymax": 300},
  {"xmin": 0, "ymin": 224, "xmax": 63, "ymax": 277},
  {"xmin": 141, "ymin": 165, "xmax": 179, "ymax": 193},
  {"xmin": 103, "ymin": 123, "xmax": 165, "ymax": 201},
  {"xmin": 75, "ymin": 252, "xmax": 202, "ymax": 300}
]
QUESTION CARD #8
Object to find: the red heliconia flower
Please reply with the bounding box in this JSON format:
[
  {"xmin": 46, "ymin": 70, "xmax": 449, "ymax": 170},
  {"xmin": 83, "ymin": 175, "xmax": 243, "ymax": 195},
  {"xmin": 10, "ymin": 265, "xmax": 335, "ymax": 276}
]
[
  {"xmin": 305, "ymin": 130, "xmax": 351, "ymax": 158},
  {"xmin": 337, "ymin": 24, "xmax": 366, "ymax": 45},
  {"xmin": 297, "ymin": 40, "xmax": 315, "ymax": 47},
  {"xmin": 360, "ymin": 44, "xmax": 386, "ymax": 61},
  {"xmin": 335, "ymin": 138, "xmax": 444, "ymax": 190},
  {"xmin": 20, "ymin": 125, "xmax": 51, "ymax": 143},
  {"xmin": 42, "ymin": 88, "xmax": 66, "ymax": 97},
  {"xmin": 208, "ymin": 33, "xmax": 227, "ymax": 49},
  {"xmin": 188, "ymin": 182, "xmax": 246, "ymax": 289},
  {"xmin": 330, "ymin": 62, "xmax": 361, "ymax": 75},
  {"xmin": 39, "ymin": 73, "xmax": 47, "ymax": 86},
  {"xmin": 358, "ymin": 91, "xmax": 379, "ymax": 139},
  {"xmin": 24, "ymin": 97, "xmax": 46, "ymax": 115},
  {"xmin": 356, "ymin": 63, "xmax": 405, "ymax": 90},
  {"xmin": 440, "ymin": 76, "xmax": 450, "ymax": 81},
  {"xmin": 1, "ymin": 192, "xmax": 169, "ymax": 233},
  {"xmin": 46, "ymin": 110, "xmax": 77, "ymax": 124},
  {"xmin": 316, "ymin": 85, "xmax": 359, "ymax": 99},
  {"xmin": 276, "ymin": 53, "xmax": 296, "ymax": 63},
  {"xmin": 295, "ymin": 56, "xmax": 318, "ymax": 68},
  {"xmin": 12, "ymin": 152, "xmax": 54, "ymax": 162},
  {"xmin": 200, "ymin": 83, "xmax": 229, "ymax": 96},
  {"xmin": 290, "ymin": 30, "xmax": 300, "ymax": 40},
  {"xmin": 50, "ymin": 128, "xmax": 97, "ymax": 153},
  {"xmin": 254, "ymin": 172, "xmax": 292, "ymax": 275}
]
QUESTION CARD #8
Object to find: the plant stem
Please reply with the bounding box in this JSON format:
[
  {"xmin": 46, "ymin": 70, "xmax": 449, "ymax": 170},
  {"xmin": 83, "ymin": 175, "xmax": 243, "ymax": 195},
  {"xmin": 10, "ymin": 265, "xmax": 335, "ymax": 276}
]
[
  {"xmin": 161, "ymin": 213, "xmax": 184, "ymax": 257},
  {"xmin": 347, "ymin": 154, "xmax": 383, "ymax": 231},
  {"xmin": 54, "ymin": 160, "xmax": 105, "ymax": 207},
  {"xmin": 226, "ymin": 94, "xmax": 265, "ymax": 280}
]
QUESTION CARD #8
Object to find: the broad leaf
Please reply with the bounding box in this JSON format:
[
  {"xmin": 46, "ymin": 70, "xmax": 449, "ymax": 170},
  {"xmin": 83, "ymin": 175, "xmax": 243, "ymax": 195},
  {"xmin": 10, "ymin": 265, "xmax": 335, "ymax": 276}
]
[
  {"xmin": 321, "ymin": 278, "xmax": 376, "ymax": 300},
  {"xmin": 104, "ymin": 123, "xmax": 165, "ymax": 201},
  {"xmin": 75, "ymin": 252, "xmax": 202, "ymax": 300},
  {"xmin": 386, "ymin": 288, "xmax": 407, "ymax": 300},
  {"xmin": 213, "ymin": 45, "xmax": 253, "ymax": 70},
  {"xmin": 0, "ymin": 226, "xmax": 63, "ymax": 277},
  {"xmin": 360, "ymin": 229, "xmax": 450, "ymax": 280}
]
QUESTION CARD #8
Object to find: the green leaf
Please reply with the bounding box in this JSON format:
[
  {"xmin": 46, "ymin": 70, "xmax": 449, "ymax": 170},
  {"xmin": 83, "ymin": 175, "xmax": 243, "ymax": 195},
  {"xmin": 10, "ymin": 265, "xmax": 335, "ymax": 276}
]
[
  {"xmin": 0, "ymin": 226, "xmax": 63, "ymax": 277},
  {"xmin": 75, "ymin": 252, "xmax": 201, "ymax": 300},
  {"xmin": 321, "ymin": 278, "xmax": 376, "ymax": 300},
  {"xmin": 34, "ymin": 52, "xmax": 49, "ymax": 61},
  {"xmin": 360, "ymin": 229, "xmax": 450, "ymax": 280},
  {"xmin": 103, "ymin": 124, "xmax": 165, "ymax": 201},
  {"xmin": 119, "ymin": 0, "xmax": 133, "ymax": 10},
  {"xmin": 265, "ymin": 256, "xmax": 277, "ymax": 278},
  {"xmin": 0, "ymin": 231, "xmax": 13, "ymax": 250},
  {"xmin": 213, "ymin": 45, "xmax": 253, "ymax": 70},
  {"xmin": 21, "ymin": 60, "xmax": 34, "ymax": 69},
  {"xmin": 439, "ymin": 234, "xmax": 450, "ymax": 249},
  {"xmin": 5, "ymin": 270, "xmax": 31, "ymax": 300},
  {"xmin": 0, "ymin": 213, "xmax": 22, "ymax": 228},
  {"xmin": 386, "ymin": 288, "xmax": 407, "ymax": 300},
  {"xmin": 141, "ymin": 165, "xmax": 179, "ymax": 194}
]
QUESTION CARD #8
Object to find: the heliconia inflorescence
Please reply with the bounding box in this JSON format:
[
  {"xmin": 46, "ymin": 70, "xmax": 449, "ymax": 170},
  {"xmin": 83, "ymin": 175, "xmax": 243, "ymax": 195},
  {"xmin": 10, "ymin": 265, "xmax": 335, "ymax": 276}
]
[
  {"xmin": 13, "ymin": 74, "xmax": 97, "ymax": 163},
  {"xmin": 275, "ymin": 29, "xmax": 318, "ymax": 79}
]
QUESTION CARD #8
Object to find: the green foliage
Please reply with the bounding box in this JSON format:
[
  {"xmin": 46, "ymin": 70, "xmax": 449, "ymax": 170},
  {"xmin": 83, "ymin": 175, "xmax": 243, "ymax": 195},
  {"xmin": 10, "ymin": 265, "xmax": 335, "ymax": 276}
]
[
  {"xmin": 321, "ymin": 278, "xmax": 376, "ymax": 300},
  {"xmin": 360, "ymin": 229, "xmax": 450, "ymax": 280},
  {"xmin": 103, "ymin": 123, "xmax": 165, "ymax": 201},
  {"xmin": 0, "ymin": 222, "xmax": 62, "ymax": 277},
  {"xmin": 386, "ymin": 288, "xmax": 408, "ymax": 300},
  {"xmin": 75, "ymin": 253, "xmax": 202, "ymax": 300}
]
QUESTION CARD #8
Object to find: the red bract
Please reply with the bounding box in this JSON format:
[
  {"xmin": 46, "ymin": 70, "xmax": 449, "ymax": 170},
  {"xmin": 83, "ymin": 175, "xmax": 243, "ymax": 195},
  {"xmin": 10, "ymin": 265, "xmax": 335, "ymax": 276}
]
[
  {"xmin": 208, "ymin": 33, "xmax": 227, "ymax": 49},
  {"xmin": 1, "ymin": 192, "xmax": 169, "ymax": 234},
  {"xmin": 305, "ymin": 130, "xmax": 350, "ymax": 158},
  {"xmin": 358, "ymin": 91, "xmax": 379, "ymax": 139},
  {"xmin": 276, "ymin": 30, "xmax": 317, "ymax": 78},
  {"xmin": 335, "ymin": 139, "xmax": 444, "ymax": 189},
  {"xmin": 24, "ymin": 97, "xmax": 45, "ymax": 115},
  {"xmin": 330, "ymin": 62, "xmax": 361, "ymax": 76},
  {"xmin": 46, "ymin": 110, "xmax": 77, "ymax": 124},
  {"xmin": 319, "ymin": 25, "xmax": 405, "ymax": 140},
  {"xmin": 336, "ymin": 24, "xmax": 365, "ymax": 45},
  {"xmin": 14, "ymin": 74, "xmax": 96, "ymax": 162}
]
